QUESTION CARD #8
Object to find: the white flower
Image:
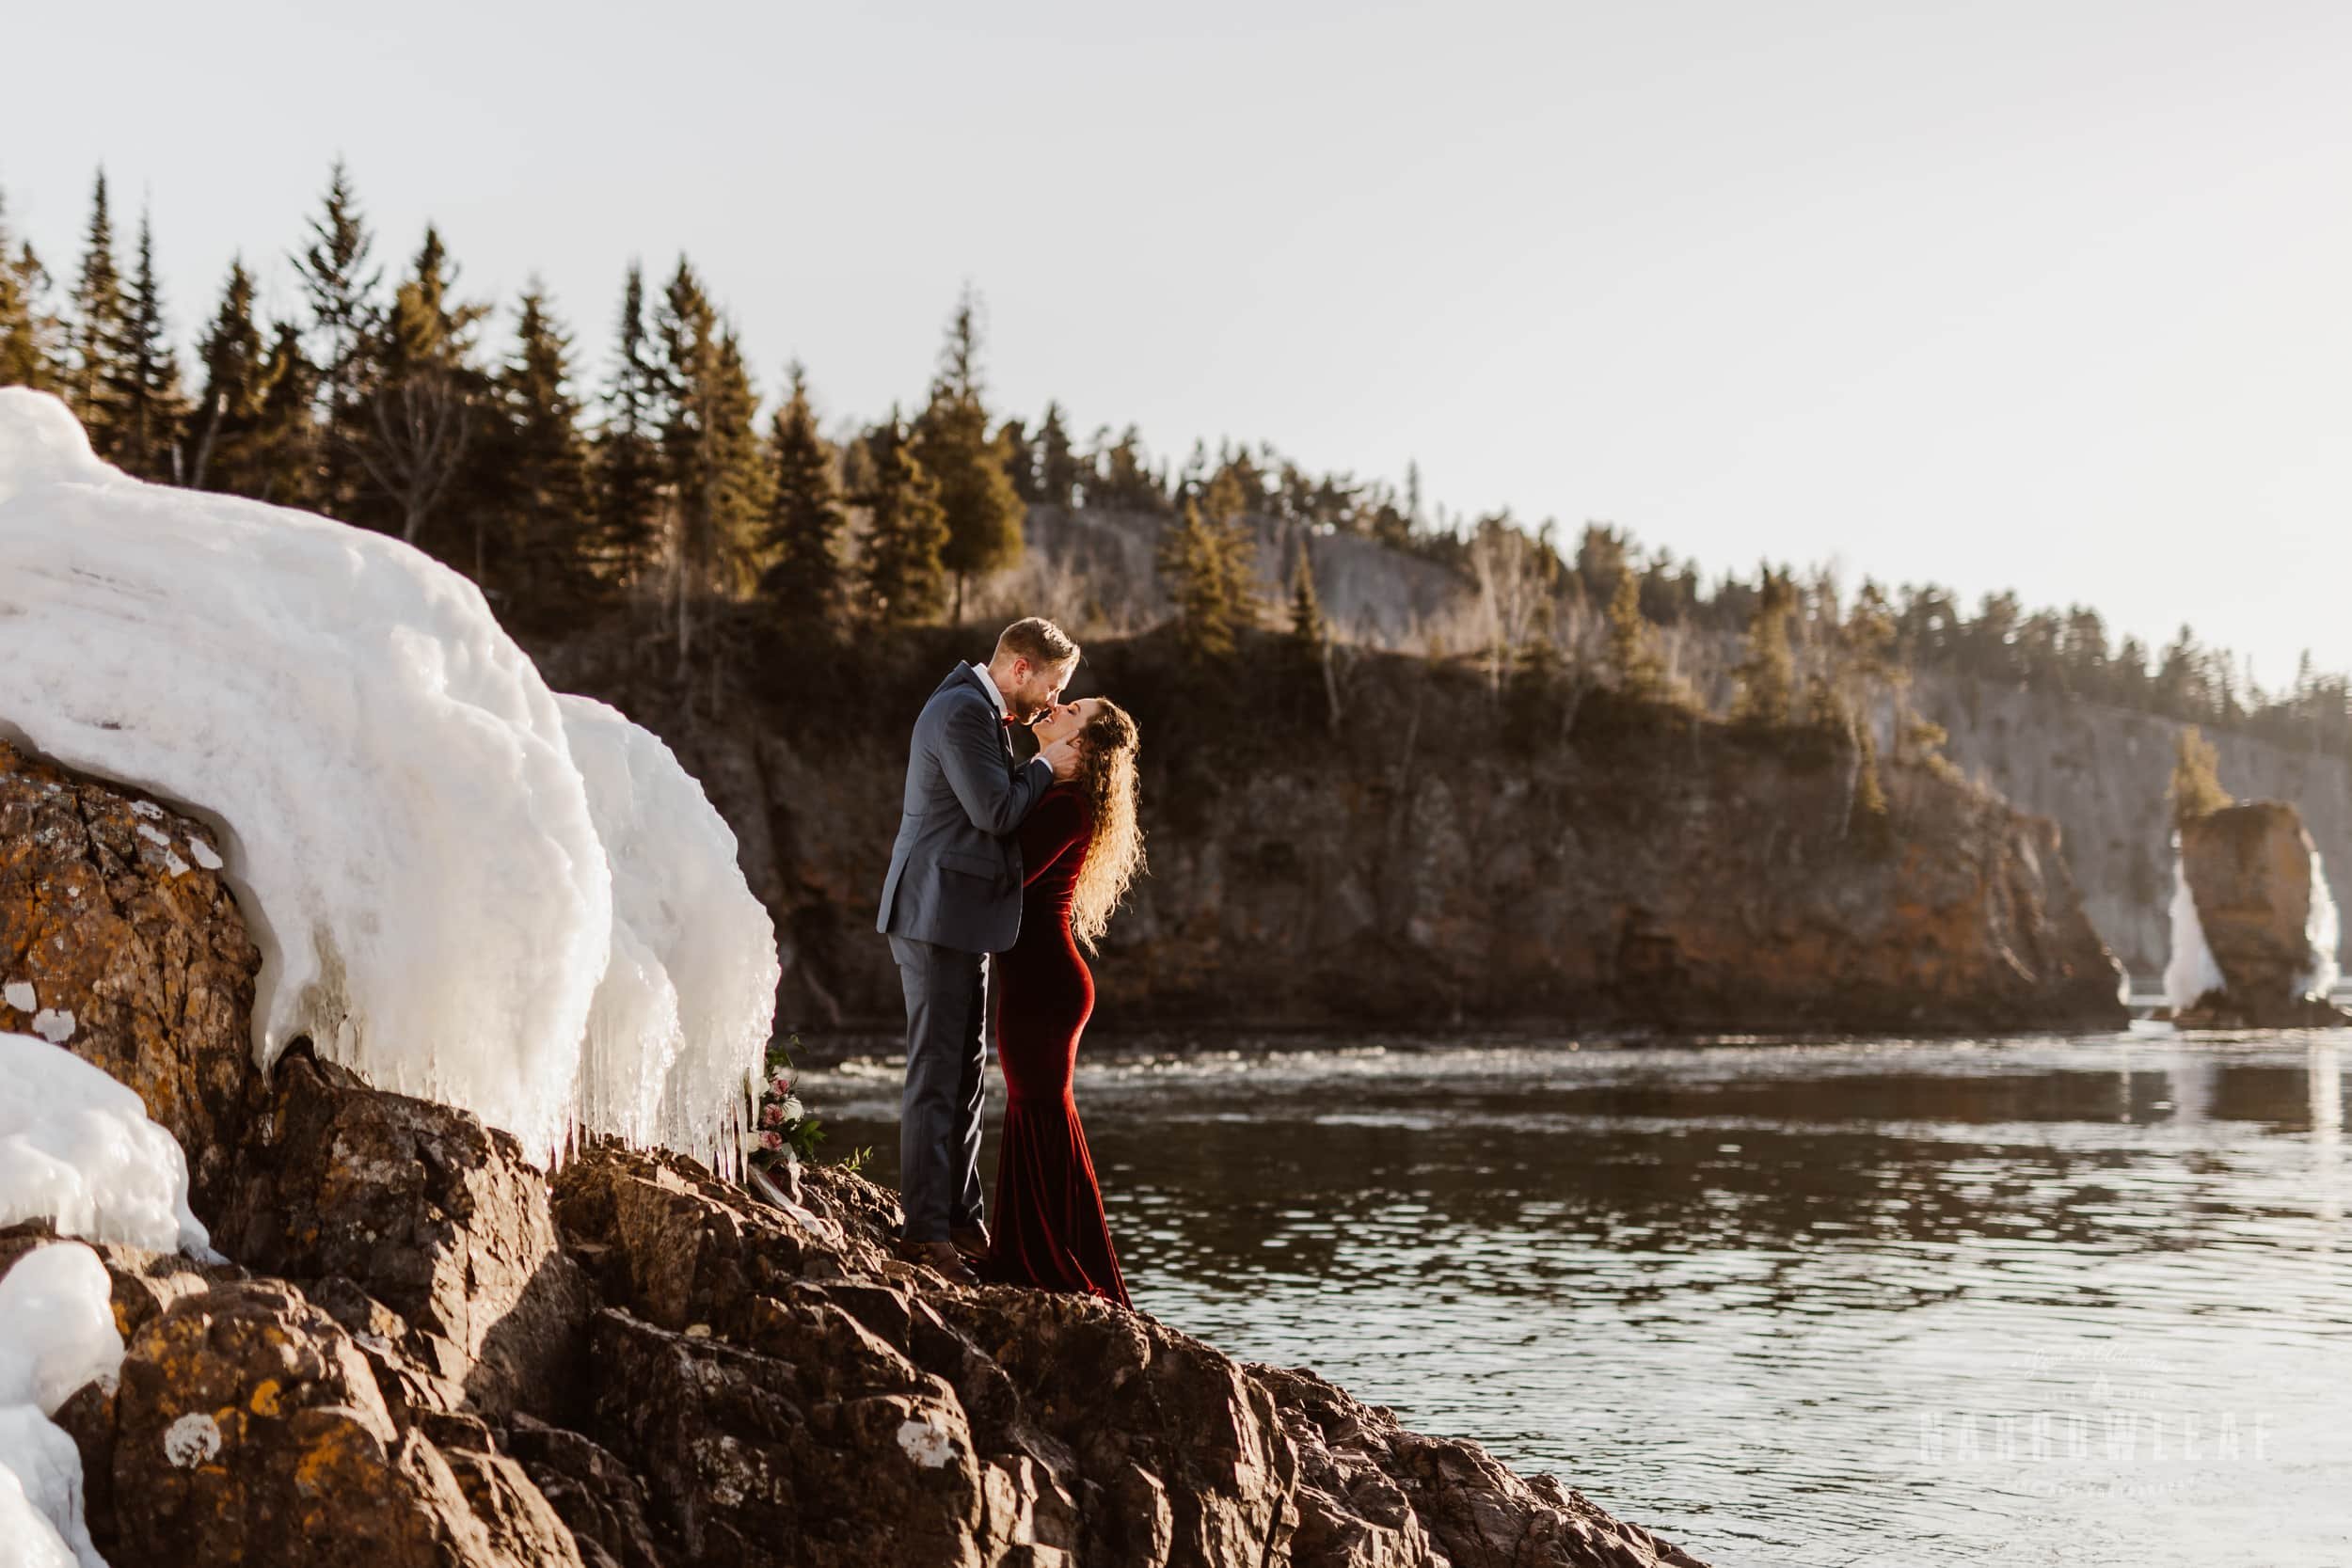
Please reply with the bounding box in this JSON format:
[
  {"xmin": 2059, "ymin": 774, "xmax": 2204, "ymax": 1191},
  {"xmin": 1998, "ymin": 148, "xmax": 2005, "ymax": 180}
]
[
  {"xmin": 779, "ymin": 1096, "xmax": 805, "ymax": 1122},
  {"xmin": 739, "ymin": 1130, "xmax": 765, "ymax": 1153}
]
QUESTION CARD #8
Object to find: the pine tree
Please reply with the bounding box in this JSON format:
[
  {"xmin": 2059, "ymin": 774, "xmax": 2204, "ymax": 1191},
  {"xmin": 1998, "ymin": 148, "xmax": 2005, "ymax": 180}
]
[
  {"xmin": 189, "ymin": 259, "xmax": 268, "ymax": 493},
  {"xmin": 358, "ymin": 224, "xmax": 486, "ymax": 547},
  {"xmin": 652, "ymin": 258, "xmax": 765, "ymax": 660},
  {"xmin": 0, "ymin": 186, "xmax": 61, "ymax": 390},
  {"xmin": 759, "ymin": 362, "xmax": 844, "ymax": 622},
  {"xmin": 1850, "ymin": 716, "xmax": 1892, "ymax": 850},
  {"xmin": 294, "ymin": 159, "xmax": 385, "ymax": 517},
  {"xmin": 2169, "ymin": 725, "xmax": 2233, "ymax": 826},
  {"xmin": 67, "ymin": 170, "xmax": 129, "ymax": 452},
  {"xmin": 1037, "ymin": 401, "xmax": 1081, "ymax": 509},
  {"xmin": 479, "ymin": 281, "xmax": 595, "ymax": 612},
  {"xmin": 1287, "ymin": 540, "xmax": 1327, "ymax": 650},
  {"xmin": 113, "ymin": 211, "xmax": 188, "ymax": 482},
  {"xmin": 1089, "ymin": 424, "xmax": 1167, "ymax": 513},
  {"xmin": 914, "ymin": 287, "xmax": 1025, "ymax": 623},
  {"xmin": 1160, "ymin": 498, "xmax": 1251, "ymax": 663},
  {"xmin": 997, "ymin": 416, "xmax": 1040, "ymax": 503},
  {"xmin": 861, "ymin": 410, "xmax": 948, "ymax": 626},
  {"xmin": 594, "ymin": 263, "xmax": 663, "ymax": 578},
  {"xmin": 251, "ymin": 319, "xmax": 322, "ymax": 510},
  {"xmin": 1731, "ymin": 567, "xmax": 1798, "ymax": 725},
  {"xmin": 1605, "ymin": 569, "xmax": 1669, "ymax": 700}
]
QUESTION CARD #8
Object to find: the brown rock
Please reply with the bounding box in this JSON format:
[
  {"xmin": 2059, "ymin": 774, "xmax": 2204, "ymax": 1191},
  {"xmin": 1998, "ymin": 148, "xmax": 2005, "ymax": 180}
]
[
  {"xmin": 558, "ymin": 1144, "xmax": 1708, "ymax": 1568},
  {"xmin": 107, "ymin": 1277, "xmax": 565, "ymax": 1567},
  {"xmin": 506, "ymin": 1413, "xmax": 674, "ymax": 1568},
  {"xmin": 1257, "ymin": 1365, "xmax": 1710, "ymax": 1568},
  {"xmin": 551, "ymin": 1142, "xmax": 894, "ymax": 1340},
  {"xmin": 0, "ymin": 739, "xmax": 262, "ymax": 1212},
  {"xmin": 2176, "ymin": 801, "xmax": 2348, "ymax": 1026},
  {"xmin": 216, "ymin": 1049, "xmax": 594, "ymax": 1422},
  {"xmin": 587, "ymin": 1304, "xmax": 990, "ymax": 1567},
  {"xmin": 443, "ymin": 1445, "xmax": 589, "ymax": 1568},
  {"xmin": 935, "ymin": 1287, "xmax": 1299, "ymax": 1568}
]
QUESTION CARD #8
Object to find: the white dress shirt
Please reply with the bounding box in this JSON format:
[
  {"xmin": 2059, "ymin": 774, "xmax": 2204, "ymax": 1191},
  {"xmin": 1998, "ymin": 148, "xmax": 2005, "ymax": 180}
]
[{"xmin": 971, "ymin": 661, "xmax": 1009, "ymax": 720}]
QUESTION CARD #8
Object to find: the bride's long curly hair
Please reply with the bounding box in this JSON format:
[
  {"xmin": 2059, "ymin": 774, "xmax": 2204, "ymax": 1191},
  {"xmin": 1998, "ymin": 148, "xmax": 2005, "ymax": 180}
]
[{"xmin": 1069, "ymin": 700, "xmax": 1145, "ymax": 953}]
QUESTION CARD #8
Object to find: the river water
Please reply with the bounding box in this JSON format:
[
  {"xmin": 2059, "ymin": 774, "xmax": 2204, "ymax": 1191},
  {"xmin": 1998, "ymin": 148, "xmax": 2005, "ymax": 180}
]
[{"xmin": 794, "ymin": 1027, "xmax": 2352, "ymax": 1566}]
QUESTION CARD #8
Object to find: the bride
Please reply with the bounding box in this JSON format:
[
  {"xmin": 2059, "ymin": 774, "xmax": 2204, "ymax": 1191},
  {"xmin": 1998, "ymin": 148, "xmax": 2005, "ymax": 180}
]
[{"xmin": 973, "ymin": 695, "xmax": 1145, "ymax": 1307}]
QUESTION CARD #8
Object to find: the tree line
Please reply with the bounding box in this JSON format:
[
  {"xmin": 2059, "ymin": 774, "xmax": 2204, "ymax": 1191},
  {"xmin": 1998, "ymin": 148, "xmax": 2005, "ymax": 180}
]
[{"xmin": 3, "ymin": 162, "xmax": 2346, "ymax": 762}]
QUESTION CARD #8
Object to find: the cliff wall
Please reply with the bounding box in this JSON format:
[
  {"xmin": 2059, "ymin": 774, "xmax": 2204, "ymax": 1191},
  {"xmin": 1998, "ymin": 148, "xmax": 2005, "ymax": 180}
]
[
  {"xmin": 542, "ymin": 631, "xmax": 2124, "ymax": 1037},
  {"xmin": 1909, "ymin": 674, "xmax": 2352, "ymax": 980}
]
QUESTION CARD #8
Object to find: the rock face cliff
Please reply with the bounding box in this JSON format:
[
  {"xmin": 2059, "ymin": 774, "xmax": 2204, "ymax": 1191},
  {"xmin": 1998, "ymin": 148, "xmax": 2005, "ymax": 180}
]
[
  {"xmin": 2170, "ymin": 801, "xmax": 2349, "ymax": 1028},
  {"xmin": 1903, "ymin": 674, "xmax": 2352, "ymax": 984},
  {"xmin": 539, "ymin": 633, "xmax": 2125, "ymax": 1037},
  {"xmin": 997, "ymin": 505, "xmax": 2352, "ymax": 990},
  {"xmin": 3, "ymin": 744, "xmax": 1712, "ymax": 1568}
]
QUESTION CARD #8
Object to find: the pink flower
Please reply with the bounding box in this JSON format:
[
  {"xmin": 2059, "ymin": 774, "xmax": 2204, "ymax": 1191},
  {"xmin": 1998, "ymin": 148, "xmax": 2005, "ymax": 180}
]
[
  {"xmin": 759, "ymin": 1130, "xmax": 784, "ymax": 1150},
  {"xmin": 760, "ymin": 1102, "xmax": 786, "ymax": 1127},
  {"xmin": 771, "ymin": 1075, "xmax": 793, "ymax": 1098}
]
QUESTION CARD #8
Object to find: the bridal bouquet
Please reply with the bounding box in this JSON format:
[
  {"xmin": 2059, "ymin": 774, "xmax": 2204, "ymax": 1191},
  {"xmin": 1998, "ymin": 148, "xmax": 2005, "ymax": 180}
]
[{"xmin": 744, "ymin": 1036, "xmax": 826, "ymax": 1170}]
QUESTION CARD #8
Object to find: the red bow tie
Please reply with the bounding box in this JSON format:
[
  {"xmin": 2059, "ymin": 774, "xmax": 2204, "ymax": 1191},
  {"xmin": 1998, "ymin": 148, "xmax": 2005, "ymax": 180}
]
[{"xmin": 1003, "ymin": 713, "xmax": 1021, "ymax": 727}]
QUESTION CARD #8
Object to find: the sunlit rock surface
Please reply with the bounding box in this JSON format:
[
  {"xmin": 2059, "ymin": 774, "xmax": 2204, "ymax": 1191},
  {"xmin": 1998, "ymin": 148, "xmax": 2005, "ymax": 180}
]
[{"xmin": 2170, "ymin": 801, "xmax": 2351, "ymax": 1028}]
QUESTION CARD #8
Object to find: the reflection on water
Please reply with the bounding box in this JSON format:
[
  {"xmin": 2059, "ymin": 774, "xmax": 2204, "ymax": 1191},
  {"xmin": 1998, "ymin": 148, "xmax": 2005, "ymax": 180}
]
[{"xmin": 799, "ymin": 1034, "xmax": 2352, "ymax": 1567}]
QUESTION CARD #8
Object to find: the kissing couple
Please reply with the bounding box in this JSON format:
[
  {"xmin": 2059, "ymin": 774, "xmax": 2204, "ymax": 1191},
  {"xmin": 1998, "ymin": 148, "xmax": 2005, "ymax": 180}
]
[{"xmin": 875, "ymin": 616, "xmax": 1145, "ymax": 1306}]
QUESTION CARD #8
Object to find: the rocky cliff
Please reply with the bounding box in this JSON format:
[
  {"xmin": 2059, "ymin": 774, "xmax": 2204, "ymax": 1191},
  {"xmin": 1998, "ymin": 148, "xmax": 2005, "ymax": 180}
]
[
  {"xmin": 998, "ymin": 505, "xmax": 2352, "ymax": 990},
  {"xmin": 1908, "ymin": 673, "xmax": 2352, "ymax": 984},
  {"xmin": 537, "ymin": 629, "xmax": 2126, "ymax": 1037},
  {"xmin": 2169, "ymin": 800, "xmax": 2349, "ymax": 1028},
  {"xmin": 1, "ymin": 740, "xmax": 1711, "ymax": 1568}
]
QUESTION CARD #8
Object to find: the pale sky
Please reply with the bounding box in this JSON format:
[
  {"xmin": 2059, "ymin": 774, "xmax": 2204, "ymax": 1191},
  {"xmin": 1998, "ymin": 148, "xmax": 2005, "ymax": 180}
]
[{"xmin": 8, "ymin": 0, "xmax": 2349, "ymax": 688}]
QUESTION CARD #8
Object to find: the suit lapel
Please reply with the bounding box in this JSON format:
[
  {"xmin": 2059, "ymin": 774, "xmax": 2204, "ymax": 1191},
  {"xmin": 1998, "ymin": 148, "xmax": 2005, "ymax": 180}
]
[{"xmin": 960, "ymin": 663, "xmax": 1018, "ymax": 771}]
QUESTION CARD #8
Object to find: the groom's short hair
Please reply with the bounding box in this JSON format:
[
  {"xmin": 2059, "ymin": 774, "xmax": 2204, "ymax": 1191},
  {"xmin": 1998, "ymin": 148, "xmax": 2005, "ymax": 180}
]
[{"xmin": 994, "ymin": 617, "xmax": 1078, "ymax": 669}]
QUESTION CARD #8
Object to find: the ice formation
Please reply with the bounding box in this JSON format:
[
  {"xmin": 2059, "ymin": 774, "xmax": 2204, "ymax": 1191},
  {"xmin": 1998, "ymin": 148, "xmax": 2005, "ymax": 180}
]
[
  {"xmin": 0, "ymin": 1033, "xmax": 212, "ymax": 1256},
  {"xmin": 2162, "ymin": 849, "xmax": 2226, "ymax": 1012},
  {"xmin": 0, "ymin": 1407, "xmax": 96, "ymax": 1568},
  {"xmin": 560, "ymin": 695, "xmax": 779, "ymax": 1167},
  {"xmin": 0, "ymin": 1245, "xmax": 122, "ymax": 1568},
  {"xmin": 0, "ymin": 390, "xmax": 780, "ymax": 1164},
  {"xmin": 2296, "ymin": 847, "xmax": 2343, "ymax": 999},
  {"xmin": 0, "ymin": 1244, "xmax": 123, "ymax": 1415}
]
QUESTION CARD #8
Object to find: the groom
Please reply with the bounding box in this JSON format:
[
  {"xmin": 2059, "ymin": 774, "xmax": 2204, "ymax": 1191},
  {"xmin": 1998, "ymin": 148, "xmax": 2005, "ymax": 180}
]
[{"xmin": 878, "ymin": 617, "xmax": 1082, "ymax": 1284}]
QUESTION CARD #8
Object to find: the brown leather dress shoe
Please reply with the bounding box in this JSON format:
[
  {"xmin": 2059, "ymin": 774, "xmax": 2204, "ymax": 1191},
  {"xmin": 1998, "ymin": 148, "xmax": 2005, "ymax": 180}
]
[
  {"xmin": 896, "ymin": 1238, "xmax": 978, "ymax": 1288},
  {"xmin": 950, "ymin": 1221, "xmax": 990, "ymax": 1262}
]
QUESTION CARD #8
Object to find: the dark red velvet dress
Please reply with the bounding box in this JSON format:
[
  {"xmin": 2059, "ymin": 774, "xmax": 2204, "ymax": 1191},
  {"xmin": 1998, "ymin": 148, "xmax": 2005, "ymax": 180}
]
[{"xmin": 977, "ymin": 784, "xmax": 1131, "ymax": 1308}]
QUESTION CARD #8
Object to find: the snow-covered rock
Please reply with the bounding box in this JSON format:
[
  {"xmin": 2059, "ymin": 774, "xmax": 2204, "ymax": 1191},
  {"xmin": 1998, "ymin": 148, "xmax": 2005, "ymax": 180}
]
[
  {"xmin": 0, "ymin": 1033, "xmax": 211, "ymax": 1256},
  {"xmin": 0, "ymin": 1406, "xmax": 95, "ymax": 1568},
  {"xmin": 561, "ymin": 696, "xmax": 779, "ymax": 1169},
  {"xmin": 0, "ymin": 390, "xmax": 777, "ymax": 1163},
  {"xmin": 0, "ymin": 1243, "xmax": 124, "ymax": 1413},
  {"xmin": 0, "ymin": 1243, "xmax": 121, "ymax": 1568}
]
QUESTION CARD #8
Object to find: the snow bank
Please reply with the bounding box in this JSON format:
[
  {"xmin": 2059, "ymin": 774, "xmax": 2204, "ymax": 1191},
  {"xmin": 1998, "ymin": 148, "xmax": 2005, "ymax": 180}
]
[
  {"xmin": 560, "ymin": 696, "xmax": 778, "ymax": 1169},
  {"xmin": 2162, "ymin": 848, "xmax": 2226, "ymax": 1012},
  {"xmin": 0, "ymin": 1034, "xmax": 210, "ymax": 1256},
  {"xmin": 0, "ymin": 1244, "xmax": 120, "ymax": 1568},
  {"xmin": 0, "ymin": 390, "xmax": 779, "ymax": 1164}
]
